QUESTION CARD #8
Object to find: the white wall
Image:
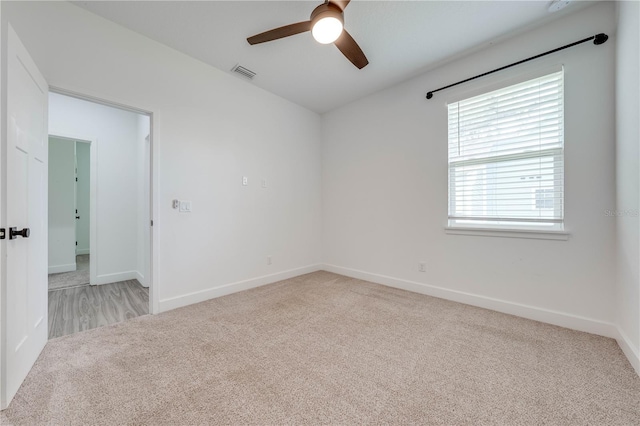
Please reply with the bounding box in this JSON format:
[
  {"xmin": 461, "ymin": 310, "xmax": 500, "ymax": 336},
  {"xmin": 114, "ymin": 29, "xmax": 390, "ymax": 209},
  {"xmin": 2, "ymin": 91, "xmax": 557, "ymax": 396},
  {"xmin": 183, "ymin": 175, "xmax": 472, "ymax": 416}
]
[
  {"xmin": 1, "ymin": 1, "xmax": 322, "ymax": 311},
  {"xmin": 49, "ymin": 92, "xmax": 142, "ymax": 285},
  {"xmin": 322, "ymin": 2, "xmax": 617, "ymax": 335},
  {"xmin": 615, "ymin": 0, "xmax": 640, "ymax": 374},
  {"xmin": 48, "ymin": 137, "xmax": 76, "ymax": 273},
  {"xmin": 76, "ymin": 141, "xmax": 90, "ymax": 255}
]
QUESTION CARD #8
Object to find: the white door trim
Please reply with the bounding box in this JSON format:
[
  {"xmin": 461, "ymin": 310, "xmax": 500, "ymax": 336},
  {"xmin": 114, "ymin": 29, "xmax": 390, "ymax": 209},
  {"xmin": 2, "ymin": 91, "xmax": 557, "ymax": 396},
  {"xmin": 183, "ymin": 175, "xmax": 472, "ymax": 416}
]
[
  {"xmin": 48, "ymin": 86, "xmax": 159, "ymax": 315},
  {"xmin": 47, "ymin": 133, "xmax": 98, "ymax": 286}
]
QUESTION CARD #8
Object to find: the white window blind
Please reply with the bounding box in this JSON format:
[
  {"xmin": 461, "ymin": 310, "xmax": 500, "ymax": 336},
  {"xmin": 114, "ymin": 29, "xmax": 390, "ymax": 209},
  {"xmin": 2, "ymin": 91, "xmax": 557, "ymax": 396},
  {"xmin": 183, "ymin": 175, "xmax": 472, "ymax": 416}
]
[{"xmin": 448, "ymin": 70, "xmax": 564, "ymax": 229}]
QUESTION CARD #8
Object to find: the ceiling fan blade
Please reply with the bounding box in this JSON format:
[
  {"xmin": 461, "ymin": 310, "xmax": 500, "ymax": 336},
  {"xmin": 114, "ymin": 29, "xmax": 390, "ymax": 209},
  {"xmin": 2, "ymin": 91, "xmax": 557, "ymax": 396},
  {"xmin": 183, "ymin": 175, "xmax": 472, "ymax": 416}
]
[
  {"xmin": 247, "ymin": 21, "xmax": 312, "ymax": 45},
  {"xmin": 334, "ymin": 29, "xmax": 368, "ymax": 69},
  {"xmin": 329, "ymin": 0, "xmax": 351, "ymax": 12}
]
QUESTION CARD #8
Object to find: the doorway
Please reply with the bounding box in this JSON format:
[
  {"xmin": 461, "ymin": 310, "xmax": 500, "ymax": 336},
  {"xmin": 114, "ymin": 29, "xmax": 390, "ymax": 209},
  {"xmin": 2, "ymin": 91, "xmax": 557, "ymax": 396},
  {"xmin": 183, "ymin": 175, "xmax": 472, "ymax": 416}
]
[
  {"xmin": 46, "ymin": 92, "xmax": 152, "ymax": 339},
  {"xmin": 47, "ymin": 137, "xmax": 91, "ymax": 290},
  {"xmin": 1, "ymin": 26, "xmax": 158, "ymax": 409}
]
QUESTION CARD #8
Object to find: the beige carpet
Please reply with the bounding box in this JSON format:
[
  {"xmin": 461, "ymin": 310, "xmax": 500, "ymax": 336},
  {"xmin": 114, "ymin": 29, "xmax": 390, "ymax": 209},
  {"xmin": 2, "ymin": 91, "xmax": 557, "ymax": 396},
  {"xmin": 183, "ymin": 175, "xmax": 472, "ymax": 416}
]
[
  {"xmin": 2, "ymin": 271, "xmax": 639, "ymax": 425},
  {"xmin": 48, "ymin": 255, "xmax": 90, "ymax": 290}
]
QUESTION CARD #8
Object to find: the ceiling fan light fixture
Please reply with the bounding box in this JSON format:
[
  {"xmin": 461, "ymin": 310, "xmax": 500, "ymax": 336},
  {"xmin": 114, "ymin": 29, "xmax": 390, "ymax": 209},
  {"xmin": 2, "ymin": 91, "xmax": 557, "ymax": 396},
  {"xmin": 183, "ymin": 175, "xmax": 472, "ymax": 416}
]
[
  {"xmin": 247, "ymin": 0, "xmax": 368, "ymax": 69},
  {"xmin": 312, "ymin": 16, "xmax": 343, "ymax": 44},
  {"xmin": 309, "ymin": 4, "xmax": 344, "ymax": 44}
]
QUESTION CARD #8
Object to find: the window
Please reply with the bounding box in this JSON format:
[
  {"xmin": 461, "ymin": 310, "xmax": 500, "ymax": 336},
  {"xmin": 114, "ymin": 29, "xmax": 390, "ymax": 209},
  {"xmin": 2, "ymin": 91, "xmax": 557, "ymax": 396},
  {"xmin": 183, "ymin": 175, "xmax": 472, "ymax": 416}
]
[
  {"xmin": 447, "ymin": 70, "xmax": 564, "ymax": 231},
  {"xmin": 534, "ymin": 188, "xmax": 555, "ymax": 210}
]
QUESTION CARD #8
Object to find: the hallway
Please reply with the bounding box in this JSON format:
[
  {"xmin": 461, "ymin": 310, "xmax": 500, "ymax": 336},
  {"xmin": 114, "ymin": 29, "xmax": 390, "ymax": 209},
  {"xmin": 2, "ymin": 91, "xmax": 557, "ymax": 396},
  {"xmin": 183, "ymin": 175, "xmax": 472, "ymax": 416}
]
[{"xmin": 48, "ymin": 255, "xmax": 89, "ymax": 290}]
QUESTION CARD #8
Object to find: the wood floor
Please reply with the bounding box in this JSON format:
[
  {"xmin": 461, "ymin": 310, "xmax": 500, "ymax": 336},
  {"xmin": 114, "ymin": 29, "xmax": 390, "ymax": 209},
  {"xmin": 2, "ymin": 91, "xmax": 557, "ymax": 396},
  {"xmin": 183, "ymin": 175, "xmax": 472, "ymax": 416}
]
[
  {"xmin": 48, "ymin": 279, "xmax": 149, "ymax": 339},
  {"xmin": 48, "ymin": 254, "xmax": 90, "ymax": 290}
]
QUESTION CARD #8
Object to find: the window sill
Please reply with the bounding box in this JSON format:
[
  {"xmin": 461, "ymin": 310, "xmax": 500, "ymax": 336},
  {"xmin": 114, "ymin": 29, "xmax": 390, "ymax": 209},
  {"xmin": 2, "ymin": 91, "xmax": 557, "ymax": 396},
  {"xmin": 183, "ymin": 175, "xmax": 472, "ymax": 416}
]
[{"xmin": 444, "ymin": 226, "xmax": 570, "ymax": 241}]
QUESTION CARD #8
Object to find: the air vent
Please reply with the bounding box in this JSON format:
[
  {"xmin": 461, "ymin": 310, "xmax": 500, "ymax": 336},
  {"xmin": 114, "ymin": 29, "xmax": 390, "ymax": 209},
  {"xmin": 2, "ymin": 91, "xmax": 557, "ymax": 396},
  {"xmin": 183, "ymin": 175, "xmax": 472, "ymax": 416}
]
[
  {"xmin": 231, "ymin": 64, "xmax": 256, "ymax": 80},
  {"xmin": 548, "ymin": 0, "xmax": 571, "ymax": 12}
]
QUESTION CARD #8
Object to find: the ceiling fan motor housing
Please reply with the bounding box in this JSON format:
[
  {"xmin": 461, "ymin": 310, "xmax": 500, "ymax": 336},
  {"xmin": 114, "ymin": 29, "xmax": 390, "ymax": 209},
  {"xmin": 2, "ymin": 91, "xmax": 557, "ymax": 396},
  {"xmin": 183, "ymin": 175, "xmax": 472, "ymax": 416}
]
[{"xmin": 310, "ymin": 3, "xmax": 344, "ymax": 27}]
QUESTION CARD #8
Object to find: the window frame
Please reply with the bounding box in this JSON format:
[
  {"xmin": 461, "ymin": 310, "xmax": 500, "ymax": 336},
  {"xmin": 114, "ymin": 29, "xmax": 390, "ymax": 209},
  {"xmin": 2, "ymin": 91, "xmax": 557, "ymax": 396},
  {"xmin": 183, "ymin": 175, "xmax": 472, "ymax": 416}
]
[{"xmin": 444, "ymin": 67, "xmax": 569, "ymax": 240}]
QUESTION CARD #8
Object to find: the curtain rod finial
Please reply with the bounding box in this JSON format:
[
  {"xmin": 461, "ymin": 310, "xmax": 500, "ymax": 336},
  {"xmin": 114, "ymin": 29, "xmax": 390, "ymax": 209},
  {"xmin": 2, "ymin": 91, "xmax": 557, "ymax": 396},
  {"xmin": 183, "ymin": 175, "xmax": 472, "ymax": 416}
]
[
  {"xmin": 594, "ymin": 33, "xmax": 608, "ymax": 45},
  {"xmin": 426, "ymin": 92, "xmax": 433, "ymax": 99}
]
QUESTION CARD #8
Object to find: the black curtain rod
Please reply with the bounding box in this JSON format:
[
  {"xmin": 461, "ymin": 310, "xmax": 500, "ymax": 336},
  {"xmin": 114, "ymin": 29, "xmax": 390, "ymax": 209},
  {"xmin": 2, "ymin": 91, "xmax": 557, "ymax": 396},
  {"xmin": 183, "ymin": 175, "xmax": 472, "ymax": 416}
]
[{"xmin": 425, "ymin": 33, "xmax": 608, "ymax": 100}]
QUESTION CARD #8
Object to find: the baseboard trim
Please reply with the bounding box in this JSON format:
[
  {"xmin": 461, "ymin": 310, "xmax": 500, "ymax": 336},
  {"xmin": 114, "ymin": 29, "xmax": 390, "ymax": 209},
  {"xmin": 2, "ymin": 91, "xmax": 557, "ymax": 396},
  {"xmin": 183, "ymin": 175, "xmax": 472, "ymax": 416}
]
[
  {"xmin": 136, "ymin": 271, "xmax": 147, "ymax": 287},
  {"xmin": 76, "ymin": 248, "xmax": 90, "ymax": 255},
  {"xmin": 615, "ymin": 326, "xmax": 640, "ymax": 376},
  {"xmin": 48, "ymin": 263, "xmax": 76, "ymax": 274},
  {"xmin": 94, "ymin": 271, "xmax": 139, "ymax": 285},
  {"xmin": 158, "ymin": 264, "xmax": 322, "ymax": 313},
  {"xmin": 322, "ymin": 264, "xmax": 618, "ymax": 339}
]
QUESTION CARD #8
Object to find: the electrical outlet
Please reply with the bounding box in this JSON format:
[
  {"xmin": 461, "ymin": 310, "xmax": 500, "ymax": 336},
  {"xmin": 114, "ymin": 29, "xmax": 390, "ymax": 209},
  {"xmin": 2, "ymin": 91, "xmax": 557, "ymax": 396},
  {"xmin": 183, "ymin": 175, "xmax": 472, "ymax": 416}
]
[
  {"xmin": 267, "ymin": 255, "xmax": 272, "ymax": 265},
  {"xmin": 179, "ymin": 201, "xmax": 192, "ymax": 213},
  {"xmin": 418, "ymin": 262, "xmax": 426, "ymax": 272},
  {"xmin": 242, "ymin": 176, "xmax": 248, "ymax": 186},
  {"xmin": 261, "ymin": 179, "xmax": 267, "ymax": 188}
]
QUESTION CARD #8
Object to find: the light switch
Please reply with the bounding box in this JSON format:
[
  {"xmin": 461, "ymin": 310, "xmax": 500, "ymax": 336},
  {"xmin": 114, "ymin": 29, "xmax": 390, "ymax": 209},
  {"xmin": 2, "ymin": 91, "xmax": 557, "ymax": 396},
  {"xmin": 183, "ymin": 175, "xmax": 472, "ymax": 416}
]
[{"xmin": 179, "ymin": 201, "xmax": 192, "ymax": 213}]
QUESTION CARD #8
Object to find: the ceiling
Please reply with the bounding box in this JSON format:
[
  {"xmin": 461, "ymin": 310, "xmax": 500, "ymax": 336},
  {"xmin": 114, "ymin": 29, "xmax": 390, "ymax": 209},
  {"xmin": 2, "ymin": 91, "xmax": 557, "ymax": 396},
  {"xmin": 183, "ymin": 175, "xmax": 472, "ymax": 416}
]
[{"xmin": 72, "ymin": 0, "xmax": 591, "ymax": 114}]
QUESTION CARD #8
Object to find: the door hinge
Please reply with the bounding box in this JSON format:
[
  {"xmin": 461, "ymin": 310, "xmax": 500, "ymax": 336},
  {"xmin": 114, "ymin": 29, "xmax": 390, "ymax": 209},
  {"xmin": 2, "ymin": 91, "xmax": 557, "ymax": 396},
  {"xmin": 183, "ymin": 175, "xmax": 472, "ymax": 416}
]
[
  {"xmin": 150, "ymin": 220, "xmax": 154, "ymax": 226},
  {"xmin": 0, "ymin": 228, "xmax": 5, "ymax": 240},
  {"xmin": 76, "ymin": 177, "xmax": 78, "ymax": 182},
  {"xmin": 76, "ymin": 241, "xmax": 78, "ymax": 246}
]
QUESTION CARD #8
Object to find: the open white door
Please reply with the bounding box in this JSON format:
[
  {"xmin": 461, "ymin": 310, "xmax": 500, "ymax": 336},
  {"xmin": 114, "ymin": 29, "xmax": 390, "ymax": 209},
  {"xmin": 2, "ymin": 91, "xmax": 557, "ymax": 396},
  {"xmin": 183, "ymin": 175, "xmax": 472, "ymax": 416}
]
[{"xmin": 1, "ymin": 25, "xmax": 49, "ymax": 409}]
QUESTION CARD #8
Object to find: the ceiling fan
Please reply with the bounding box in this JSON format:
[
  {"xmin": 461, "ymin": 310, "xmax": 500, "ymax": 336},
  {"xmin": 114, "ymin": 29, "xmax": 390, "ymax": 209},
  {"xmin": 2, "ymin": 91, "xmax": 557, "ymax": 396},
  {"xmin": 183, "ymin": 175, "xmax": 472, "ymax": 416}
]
[{"xmin": 246, "ymin": 0, "xmax": 369, "ymax": 69}]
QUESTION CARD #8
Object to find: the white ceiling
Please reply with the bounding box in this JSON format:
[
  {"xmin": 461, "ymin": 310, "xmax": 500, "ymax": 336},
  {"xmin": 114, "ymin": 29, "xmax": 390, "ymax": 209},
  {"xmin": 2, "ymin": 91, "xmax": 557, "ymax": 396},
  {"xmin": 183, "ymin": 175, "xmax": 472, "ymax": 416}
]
[{"xmin": 72, "ymin": 0, "xmax": 591, "ymax": 113}]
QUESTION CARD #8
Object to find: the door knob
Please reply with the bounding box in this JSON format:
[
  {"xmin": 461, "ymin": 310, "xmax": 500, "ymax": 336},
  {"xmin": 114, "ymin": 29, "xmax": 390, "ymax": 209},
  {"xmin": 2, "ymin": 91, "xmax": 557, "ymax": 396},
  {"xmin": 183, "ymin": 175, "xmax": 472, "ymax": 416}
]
[
  {"xmin": 9, "ymin": 227, "xmax": 30, "ymax": 239},
  {"xmin": 76, "ymin": 216, "xmax": 80, "ymax": 219}
]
